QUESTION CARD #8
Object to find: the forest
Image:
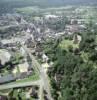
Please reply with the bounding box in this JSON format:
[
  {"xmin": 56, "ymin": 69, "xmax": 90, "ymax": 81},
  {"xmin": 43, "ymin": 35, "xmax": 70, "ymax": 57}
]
[{"xmin": 42, "ymin": 26, "xmax": 97, "ymax": 100}]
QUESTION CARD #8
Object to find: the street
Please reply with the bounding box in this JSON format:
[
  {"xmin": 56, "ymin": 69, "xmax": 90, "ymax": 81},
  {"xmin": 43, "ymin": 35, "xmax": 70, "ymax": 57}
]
[{"xmin": 22, "ymin": 44, "xmax": 53, "ymax": 100}]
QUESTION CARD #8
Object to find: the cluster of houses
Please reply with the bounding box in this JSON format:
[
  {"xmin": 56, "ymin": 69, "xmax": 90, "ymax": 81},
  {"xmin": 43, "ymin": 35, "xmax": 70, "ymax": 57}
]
[
  {"xmin": 0, "ymin": 85, "xmax": 39, "ymax": 100},
  {"xmin": 27, "ymin": 13, "xmax": 87, "ymax": 41},
  {"xmin": 0, "ymin": 49, "xmax": 33, "ymax": 84},
  {"xmin": 0, "ymin": 37, "xmax": 34, "ymax": 84},
  {"xmin": 0, "ymin": 13, "xmax": 27, "ymax": 27},
  {"xmin": 0, "ymin": 14, "xmax": 17, "ymax": 27}
]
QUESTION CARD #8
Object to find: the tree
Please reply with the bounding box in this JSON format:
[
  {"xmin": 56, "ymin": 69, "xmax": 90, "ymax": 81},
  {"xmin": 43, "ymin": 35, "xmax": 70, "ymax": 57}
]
[
  {"xmin": 79, "ymin": 32, "xmax": 96, "ymax": 52},
  {"xmin": 45, "ymin": 31, "xmax": 97, "ymax": 100}
]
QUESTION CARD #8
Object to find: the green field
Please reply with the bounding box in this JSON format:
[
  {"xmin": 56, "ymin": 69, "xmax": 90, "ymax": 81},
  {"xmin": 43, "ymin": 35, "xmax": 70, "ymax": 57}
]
[
  {"xmin": 59, "ymin": 39, "xmax": 79, "ymax": 51},
  {"xmin": 16, "ymin": 74, "xmax": 39, "ymax": 83}
]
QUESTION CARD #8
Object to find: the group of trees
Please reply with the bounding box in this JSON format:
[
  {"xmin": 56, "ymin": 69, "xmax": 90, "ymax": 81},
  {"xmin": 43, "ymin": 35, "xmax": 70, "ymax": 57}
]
[{"xmin": 43, "ymin": 31, "xmax": 97, "ymax": 100}]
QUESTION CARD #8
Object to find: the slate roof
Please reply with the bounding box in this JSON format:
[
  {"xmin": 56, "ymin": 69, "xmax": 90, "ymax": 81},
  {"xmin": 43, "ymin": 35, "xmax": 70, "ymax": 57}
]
[{"xmin": 0, "ymin": 74, "xmax": 16, "ymax": 84}]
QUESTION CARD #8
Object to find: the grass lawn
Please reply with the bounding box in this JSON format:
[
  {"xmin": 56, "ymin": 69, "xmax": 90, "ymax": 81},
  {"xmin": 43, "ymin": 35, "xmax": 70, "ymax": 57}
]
[
  {"xmin": 59, "ymin": 39, "xmax": 79, "ymax": 51},
  {"xmin": 16, "ymin": 74, "xmax": 39, "ymax": 83}
]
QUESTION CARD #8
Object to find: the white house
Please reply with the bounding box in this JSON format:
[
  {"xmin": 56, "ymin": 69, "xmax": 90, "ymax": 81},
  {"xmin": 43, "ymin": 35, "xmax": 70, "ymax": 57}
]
[
  {"xmin": 0, "ymin": 49, "xmax": 11, "ymax": 65},
  {"xmin": 42, "ymin": 54, "xmax": 49, "ymax": 63}
]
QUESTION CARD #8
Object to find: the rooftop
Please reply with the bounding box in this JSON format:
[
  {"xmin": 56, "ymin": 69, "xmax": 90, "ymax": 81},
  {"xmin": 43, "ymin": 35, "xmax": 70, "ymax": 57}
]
[{"xmin": 0, "ymin": 49, "xmax": 11, "ymax": 65}]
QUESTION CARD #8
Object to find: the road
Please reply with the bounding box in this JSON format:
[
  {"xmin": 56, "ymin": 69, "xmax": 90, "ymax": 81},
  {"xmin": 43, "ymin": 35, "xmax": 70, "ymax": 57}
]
[
  {"xmin": 0, "ymin": 80, "xmax": 41, "ymax": 90},
  {"xmin": 22, "ymin": 45, "xmax": 53, "ymax": 100}
]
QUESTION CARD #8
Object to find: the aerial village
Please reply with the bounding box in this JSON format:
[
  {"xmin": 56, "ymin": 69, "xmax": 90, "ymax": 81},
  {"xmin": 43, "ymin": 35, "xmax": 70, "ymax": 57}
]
[{"xmin": 0, "ymin": 6, "xmax": 97, "ymax": 100}]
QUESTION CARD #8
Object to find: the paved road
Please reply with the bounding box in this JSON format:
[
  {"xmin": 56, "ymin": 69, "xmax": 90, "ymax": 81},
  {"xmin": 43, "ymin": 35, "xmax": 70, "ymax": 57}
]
[
  {"xmin": 22, "ymin": 45, "xmax": 53, "ymax": 100},
  {"xmin": 0, "ymin": 80, "xmax": 41, "ymax": 90}
]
